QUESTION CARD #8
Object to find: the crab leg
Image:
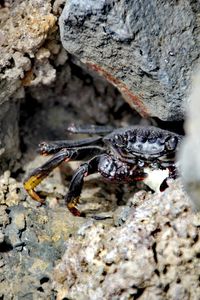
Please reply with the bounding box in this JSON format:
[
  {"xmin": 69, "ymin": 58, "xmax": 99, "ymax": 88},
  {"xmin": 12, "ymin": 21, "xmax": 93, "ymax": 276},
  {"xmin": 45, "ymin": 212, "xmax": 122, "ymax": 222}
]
[
  {"xmin": 38, "ymin": 136, "xmax": 103, "ymax": 155},
  {"xmin": 24, "ymin": 145, "xmax": 104, "ymax": 204},
  {"xmin": 24, "ymin": 149, "xmax": 74, "ymax": 203},
  {"xmin": 65, "ymin": 156, "xmax": 100, "ymax": 217}
]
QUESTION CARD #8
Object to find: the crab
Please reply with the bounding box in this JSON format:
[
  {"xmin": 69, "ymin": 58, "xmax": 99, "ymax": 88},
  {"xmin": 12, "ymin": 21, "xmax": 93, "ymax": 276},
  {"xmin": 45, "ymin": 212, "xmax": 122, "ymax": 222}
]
[{"xmin": 24, "ymin": 124, "xmax": 183, "ymax": 217}]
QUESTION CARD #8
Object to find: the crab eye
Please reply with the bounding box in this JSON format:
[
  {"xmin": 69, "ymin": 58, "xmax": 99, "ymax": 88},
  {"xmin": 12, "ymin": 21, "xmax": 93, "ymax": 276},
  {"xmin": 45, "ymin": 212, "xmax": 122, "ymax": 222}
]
[
  {"xmin": 114, "ymin": 134, "xmax": 125, "ymax": 147},
  {"xmin": 165, "ymin": 136, "xmax": 178, "ymax": 151},
  {"xmin": 137, "ymin": 160, "xmax": 144, "ymax": 167},
  {"xmin": 137, "ymin": 135, "xmax": 147, "ymax": 143},
  {"xmin": 148, "ymin": 136, "xmax": 157, "ymax": 144},
  {"xmin": 128, "ymin": 135, "xmax": 136, "ymax": 144}
]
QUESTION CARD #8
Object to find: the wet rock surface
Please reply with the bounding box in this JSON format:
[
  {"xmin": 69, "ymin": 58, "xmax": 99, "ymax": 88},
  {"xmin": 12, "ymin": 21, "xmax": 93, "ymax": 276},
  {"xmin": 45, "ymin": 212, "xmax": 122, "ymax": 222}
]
[{"xmin": 59, "ymin": 0, "xmax": 200, "ymax": 121}]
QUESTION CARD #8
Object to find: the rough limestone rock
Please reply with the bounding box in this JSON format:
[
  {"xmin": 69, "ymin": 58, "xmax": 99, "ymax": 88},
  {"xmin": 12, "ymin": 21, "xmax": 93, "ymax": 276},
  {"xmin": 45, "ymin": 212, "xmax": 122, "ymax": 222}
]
[
  {"xmin": 179, "ymin": 70, "xmax": 200, "ymax": 211},
  {"xmin": 59, "ymin": 0, "xmax": 200, "ymax": 121},
  {"xmin": 0, "ymin": 0, "xmax": 57, "ymax": 170},
  {"xmin": 53, "ymin": 180, "xmax": 200, "ymax": 300}
]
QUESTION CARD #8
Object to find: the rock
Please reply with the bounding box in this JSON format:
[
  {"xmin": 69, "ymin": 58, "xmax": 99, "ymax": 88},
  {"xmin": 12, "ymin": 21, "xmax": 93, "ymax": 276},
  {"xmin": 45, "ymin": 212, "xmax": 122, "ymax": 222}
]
[
  {"xmin": 59, "ymin": 0, "xmax": 200, "ymax": 121},
  {"xmin": 53, "ymin": 180, "xmax": 200, "ymax": 299},
  {"xmin": 0, "ymin": 167, "xmax": 86, "ymax": 299},
  {"xmin": 0, "ymin": 0, "xmax": 57, "ymax": 170},
  {"xmin": 179, "ymin": 69, "xmax": 200, "ymax": 211},
  {"xmin": 0, "ymin": 204, "xmax": 9, "ymax": 227},
  {"xmin": 0, "ymin": 231, "xmax": 4, "ymax": 244},
  {"xmin": 0, "ymin": 0, "xmax": 133, "ymax": 170},
  {"xmin": 0, "ymin": 101, "xmax": 20, "ymax": 171},
  {"xmin": 0, "ymin": 171, "xmax": 23, "ymax": 206},
  {"xmin": 1, "ymin": 1, "xmax": 199, "ymax": 299}
]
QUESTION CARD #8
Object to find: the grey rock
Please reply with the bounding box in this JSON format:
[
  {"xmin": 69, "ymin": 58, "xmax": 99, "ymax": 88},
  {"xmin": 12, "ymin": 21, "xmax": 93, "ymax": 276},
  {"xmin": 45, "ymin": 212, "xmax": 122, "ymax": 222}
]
[
  {"xmin": 0, "ymin": 205, "xmax": 9, "ymax": 227},
  {"xmin": 0, "ymin": 0, "xmax": 57, "ymax": 170},
  {"xmin": 179, "ymin": 70, "xmax": 200, "ymax": 211},
  {"xmin": 0, "ymin": 1, "xmax": 199, "ymax": 299},
  {"xmin": 9, "ymin": 206, "xmax": 26, "ymax": 232},
  {"xmin": 0, "ymin": 231, "xmax": 4, "ymax": 244},
  {"xmin": 59, "ymin": 0, "xmax": 200, "ymax": 121},
  {"xmin": 0, "ymin": 101, "xmax": 20, "ymax": 171},
  {"xmin": 0, "ymin": 0, "xmax": 129, "ymax": 171},
  {"xmin": 4, "ymin": 206, "xmax": 26, "ymax": 249},
  {"xmin": 53, "ymin": 180, "xmax": 200, "ymax": 299}
]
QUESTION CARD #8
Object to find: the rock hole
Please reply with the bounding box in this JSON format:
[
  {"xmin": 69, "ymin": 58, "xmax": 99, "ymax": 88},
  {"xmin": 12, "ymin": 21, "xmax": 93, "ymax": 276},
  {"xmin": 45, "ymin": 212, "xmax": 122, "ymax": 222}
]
[
  {"xmin": 151, "ymin": 228, "xmax": 161, "ymax": 237},
  {"xmin": 153, "ymin": 118, "xmax": 185, "ymax": 135},
  {"xmin": 196, "ymin": 252, "xmax": 200, "ymax": 259},
  {"xmin": 0, "ymin": 240, "xmax": 13, "ymax": 252},
  {"xmin": 40, "ymin": 276, "xmax": 49, "ymax": 284},
  {"xmin": 5, "ymin": 208, "xmax": 10, "ymax": 214},
  {"xmin": 193, "ymin": 235, "xmax": 198, "ymax": 244},
  {"xmin": 165, "ymin": 221, "xmax": 171, "ymax": 227},
  {"xmin": 163, "ymin": 283, "xmax": 170, "ymax": 292},
  {"xmin": 131, "ymin": 286, "xmax": 145, "ymax": 299},
  {"xmin": 163, "ymin": 265, "xmax": 169, "ymax": 274},
  {"xmin": 152, "ymin": 242, "xmax": 158, "ymax": 263},
  {"xmin": 0, "ymin": 0, "xmax": 6, "ymax": 7}
]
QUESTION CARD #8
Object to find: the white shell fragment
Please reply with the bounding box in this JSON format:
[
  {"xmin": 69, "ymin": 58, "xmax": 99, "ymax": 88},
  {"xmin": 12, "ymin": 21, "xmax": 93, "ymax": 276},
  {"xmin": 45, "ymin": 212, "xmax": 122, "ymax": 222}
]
[{"xmin": 143, "ymin": 167, "xmax": 169, "ymax": 192}]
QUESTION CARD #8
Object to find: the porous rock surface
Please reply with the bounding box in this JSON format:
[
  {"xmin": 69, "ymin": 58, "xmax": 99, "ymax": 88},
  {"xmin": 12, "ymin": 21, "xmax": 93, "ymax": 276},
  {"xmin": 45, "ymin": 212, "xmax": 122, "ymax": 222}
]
[
  {"xmin": 53, "ymin": 180, "xmax": 200, "ymax": 300},
  {"xmin": 1, "ymin": 164, "xmax": 199, "ymax": 299},
  {"xmin": 0, "ymin": 0, "xmax": 57, "ymax": 170},
  {"xmin": 59, "ymin": 0, "xmax": 200, "ymax": 121},
  {"xmin": 0, "ymin": 168, "xmax": 87, "ymax": 299}
]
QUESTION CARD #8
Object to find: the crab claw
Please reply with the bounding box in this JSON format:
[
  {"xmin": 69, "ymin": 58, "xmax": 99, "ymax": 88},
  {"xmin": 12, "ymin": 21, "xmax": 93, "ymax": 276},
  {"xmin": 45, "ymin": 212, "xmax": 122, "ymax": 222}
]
[
  {"xmin": 24, "ymin": 149, "xmax": 73, "ymax": 203},
  {"xmin": 24, "ymin": 171, "xmax": 47, "ymax": 204}
]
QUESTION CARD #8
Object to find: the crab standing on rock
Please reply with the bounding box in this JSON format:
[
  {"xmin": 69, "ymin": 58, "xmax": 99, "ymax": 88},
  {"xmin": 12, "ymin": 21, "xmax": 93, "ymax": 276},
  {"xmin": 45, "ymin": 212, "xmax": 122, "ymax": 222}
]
[{"xmin": 24, "ymin": 125, "xmax": 183, "ymax": 217}]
